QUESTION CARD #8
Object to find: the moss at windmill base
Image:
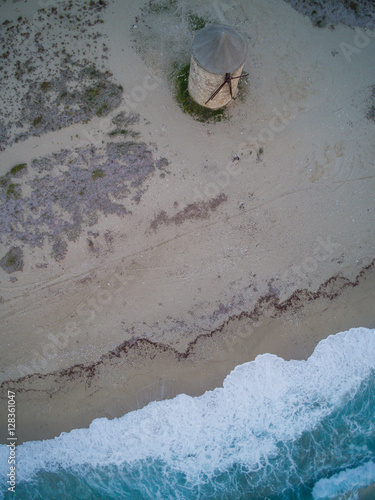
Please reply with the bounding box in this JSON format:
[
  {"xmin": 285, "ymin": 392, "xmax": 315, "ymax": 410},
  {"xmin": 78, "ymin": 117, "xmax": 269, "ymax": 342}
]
[{"xmin": 173, "ymin": 62, "xmax": 226, "ymax": 123}]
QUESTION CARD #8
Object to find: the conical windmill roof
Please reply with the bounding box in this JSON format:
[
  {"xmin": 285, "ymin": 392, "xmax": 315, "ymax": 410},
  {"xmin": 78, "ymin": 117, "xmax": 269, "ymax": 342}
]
[{"xmin": 192, "ymin": 24, "xmax": 248, "ymax": 75}]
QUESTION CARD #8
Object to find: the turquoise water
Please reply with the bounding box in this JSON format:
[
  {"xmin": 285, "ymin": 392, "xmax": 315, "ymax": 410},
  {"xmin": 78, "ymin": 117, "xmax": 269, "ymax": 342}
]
[{"xmin": 1, "ymin": 327, "xmax": 375, "ymax": 499}]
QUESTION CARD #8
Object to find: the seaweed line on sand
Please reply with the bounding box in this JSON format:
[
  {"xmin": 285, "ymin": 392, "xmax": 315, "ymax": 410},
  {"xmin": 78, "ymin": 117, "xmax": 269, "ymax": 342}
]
[{"xmin": 2, "ymin": 257, "xmax": 374, "ymax": 391}]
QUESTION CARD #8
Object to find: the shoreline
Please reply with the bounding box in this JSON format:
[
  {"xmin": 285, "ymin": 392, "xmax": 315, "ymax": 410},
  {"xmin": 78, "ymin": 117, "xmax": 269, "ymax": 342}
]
[{"xmin": 1, "ymin": 258, "xmax": 374, "ymax": 444}]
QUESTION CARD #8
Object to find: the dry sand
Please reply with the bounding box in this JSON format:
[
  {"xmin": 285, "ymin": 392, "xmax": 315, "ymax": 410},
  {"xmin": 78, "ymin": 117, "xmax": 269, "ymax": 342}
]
[{"xmin": 0, "ymin": 0, "xmax": 374, "ymax": 443}]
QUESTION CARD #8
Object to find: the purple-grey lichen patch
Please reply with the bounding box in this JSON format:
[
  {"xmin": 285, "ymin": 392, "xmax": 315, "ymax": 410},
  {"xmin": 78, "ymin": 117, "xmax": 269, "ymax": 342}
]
[
  {"xmin": 0, "ymin": 139, "xmax": 157, "ymax": 262},
  {"xmin": 0, "ymin": 0, "xmax": 121, "ymax": 150}
]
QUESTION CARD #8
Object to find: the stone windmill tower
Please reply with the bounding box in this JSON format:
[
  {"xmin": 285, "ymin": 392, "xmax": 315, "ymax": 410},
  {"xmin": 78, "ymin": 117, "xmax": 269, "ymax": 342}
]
[{"xmin": 188, "ymin": 24, "xmax": 248, "ymax": 110}]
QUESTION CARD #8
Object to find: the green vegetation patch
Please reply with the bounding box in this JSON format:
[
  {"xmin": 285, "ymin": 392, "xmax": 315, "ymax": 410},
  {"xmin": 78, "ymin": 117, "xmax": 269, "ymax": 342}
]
[
  {"xmin": 147, "ymin": 0, "xmax": 177, "ymax": 14},
  {"xmin": 349, "ymin": 1, "xmax": 359, "ymax": 14},
  {"xmin": 32, "ymin": 116, "xmax": 43, "ymax": 127},
  {"xmin": 10, "ymin": 163, "xmax": 27, "ymax": 176},
  {"xmin": 82, "ymin": 80, "xmax": 122, "ymax": 117},
  {"xmin": 6, "ymin": 183, "xmax": 21, "ymax": 199},
  {"xmin": 173, "ymin": 62, "xmax": 225, "ymax": 123},
  {"xmin": 41, "ymin": 81, "xmax": 51, "ymax": 92},
  {"xmin": 111, "ymin": 141, "xmax": 139, "ymax": 155},
  {"xmin": 187, "ymin": 12, "xmax": 207, "ymax": 31},
  {"xmin": 108, "ymin": 129, "xmax": 140, "ymax": 138},
  {"xmin": 83, "ymin": 65, "xmax": 103, "ymax": 79},
  {"xmin": 366, "ymin": 85, "xmax": 375, "ymax": 122},
  {"xmin": 109, "ymin": 128, "xmax": 129, "ymax": 136},
  {"xmin": 84, "ymin": 83, "xmax": 105, "ymax": 101},
  {"xmin": 0, "ymin": 163, "xmax": 27, "ymax": 194},
  {"xmin": 367, "ymin": 105, "xmax": 375, "ymax": 121},
  {"xmin": 96, "ymin": 103, "xmax": 108, "ymax": 117},
  {"xmin": 92, "ymin": 169, "xmax": 105, "ymax": 180}
]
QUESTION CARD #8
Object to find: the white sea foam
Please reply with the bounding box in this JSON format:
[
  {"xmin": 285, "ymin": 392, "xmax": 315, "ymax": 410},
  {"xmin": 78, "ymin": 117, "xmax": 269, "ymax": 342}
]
[
  {"xmin": 312, "ymin": 460, "xmax": 375, "ymax": 499},
  {"xmin": 1, "ymin": 327, "xmax": 374, "ymax": 486}
]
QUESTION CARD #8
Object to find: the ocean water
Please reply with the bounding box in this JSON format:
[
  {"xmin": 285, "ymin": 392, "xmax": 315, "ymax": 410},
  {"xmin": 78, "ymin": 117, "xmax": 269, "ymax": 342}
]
[{"xmin": 1, "ymin": 327, "xmax": 374, "ymax": 500}]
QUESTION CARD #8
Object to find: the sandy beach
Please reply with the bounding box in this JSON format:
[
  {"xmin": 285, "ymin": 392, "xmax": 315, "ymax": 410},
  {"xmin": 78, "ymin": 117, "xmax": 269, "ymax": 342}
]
[{"xmin": 0, "ymin": 0, "xmax": 374, "ymax": 449}]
